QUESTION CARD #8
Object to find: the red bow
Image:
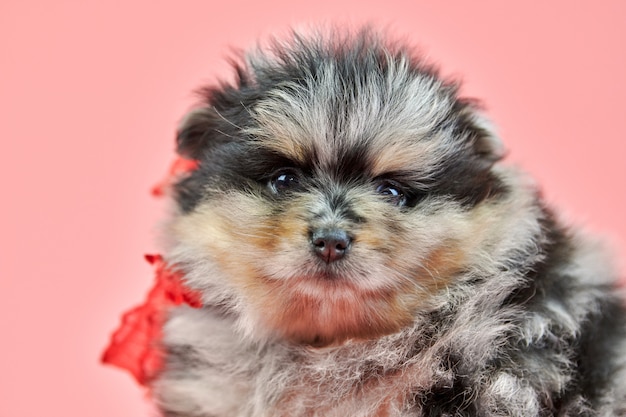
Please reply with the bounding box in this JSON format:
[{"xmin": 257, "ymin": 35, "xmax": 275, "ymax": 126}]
[
  {"xmin": 101, "ymin": 255, "xmax": 203, "ymax": 385},
  {"xmin": 103, "ymin": 157, "xmax": 201, "ymax": 385},
  {"xmin": 151, "ymin": 157, "xmax": 200, "ymax": 197}
]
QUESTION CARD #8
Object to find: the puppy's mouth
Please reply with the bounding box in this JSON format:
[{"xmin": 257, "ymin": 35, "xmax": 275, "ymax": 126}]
[
  {"xmin": 252, "ymin": 268, "xmax": 413, "ymax": 346},
  {"xmin": 310, "ymin": 270, "xmax": 346, "ymax": 281}
]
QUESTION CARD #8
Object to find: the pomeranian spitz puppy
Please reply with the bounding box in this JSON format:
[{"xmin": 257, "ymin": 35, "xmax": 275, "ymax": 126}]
[{"xmin": 126, "ymin": 28, "xmax": 626, "ymax": 416}]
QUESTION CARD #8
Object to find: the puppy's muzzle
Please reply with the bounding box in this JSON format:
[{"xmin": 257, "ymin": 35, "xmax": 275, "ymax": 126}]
[{"xmin": 311, "ymin": 228, "xmax": 352, "ymax": 263}]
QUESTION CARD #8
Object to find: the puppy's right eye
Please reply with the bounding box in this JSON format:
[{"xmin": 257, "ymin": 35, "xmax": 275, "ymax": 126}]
[
  {"xmin": 375, "ymin": 180, "xmax": 408, "ymax": 207},
  {"xmin": 269, "ymin": 170, "xmax": 301, "ymax": 194}
]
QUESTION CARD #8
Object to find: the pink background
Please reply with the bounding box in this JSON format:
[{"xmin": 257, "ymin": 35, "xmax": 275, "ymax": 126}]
[{"xmin": 1, "ymin": 1, "xmax": 625, "ymax": 416}]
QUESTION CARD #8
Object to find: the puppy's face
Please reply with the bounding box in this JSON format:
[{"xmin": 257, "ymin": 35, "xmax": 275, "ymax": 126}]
[{"xmin": 168, "ymin": 34, "xmax": 508, "ymax": 346}]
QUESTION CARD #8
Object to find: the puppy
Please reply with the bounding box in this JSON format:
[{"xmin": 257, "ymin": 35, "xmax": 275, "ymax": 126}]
[{"xmin": 151, "ymin": 28, "xmax": 626, "ymax": 416}]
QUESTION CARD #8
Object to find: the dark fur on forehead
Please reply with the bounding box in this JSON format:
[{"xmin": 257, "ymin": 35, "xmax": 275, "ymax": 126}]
[
  {"xmin": 250, "ymin": 27, "xmax": 440, "ymax": 93},
  {"xmin": 175, "ymin": 28, "xmax": 506, "ymax": 211}
]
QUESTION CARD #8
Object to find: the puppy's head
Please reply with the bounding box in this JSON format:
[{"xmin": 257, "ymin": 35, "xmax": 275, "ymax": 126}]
[{"xmin": 168, "ymin": 29, "xmax": 509, "ymax": 346}]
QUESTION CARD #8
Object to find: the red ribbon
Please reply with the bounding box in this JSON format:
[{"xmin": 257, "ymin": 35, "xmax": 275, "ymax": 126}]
[
  {"xmin": 151, "ymin": 157, "xmax": 199, "ymax": 197},
  {"xmin": 101, "ymin": 254, "xmax": 202, "ymax": 385}
]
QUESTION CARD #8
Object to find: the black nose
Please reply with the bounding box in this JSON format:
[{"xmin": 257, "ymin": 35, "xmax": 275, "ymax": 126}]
[{"xmin": 311, "ymin": 229, "xmax": 352, "ymax": 263}]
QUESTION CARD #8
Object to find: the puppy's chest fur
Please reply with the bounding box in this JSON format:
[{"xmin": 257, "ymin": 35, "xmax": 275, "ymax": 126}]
[{"xmin": 156, "ymin": 303, "xmax": 493, "ymax": 417}]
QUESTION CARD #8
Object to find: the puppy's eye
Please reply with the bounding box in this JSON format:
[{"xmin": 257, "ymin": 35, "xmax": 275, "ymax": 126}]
[
  {"xmin": 269, "ymin": 170, "xmax": 301, "ymax": 194},
  {"xmin": 375, "ymin": 180, "xmax": 407, "ymax": 206}
]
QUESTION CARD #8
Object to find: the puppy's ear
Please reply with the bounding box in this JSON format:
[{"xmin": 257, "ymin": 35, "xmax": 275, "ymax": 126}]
[
  {"xmin": 469, "ymin": 112, "xmax": 506, "ymax": 165},
  {"xmin": 176, "ymin": 107, "xmax": 221, "ymax": 160}
]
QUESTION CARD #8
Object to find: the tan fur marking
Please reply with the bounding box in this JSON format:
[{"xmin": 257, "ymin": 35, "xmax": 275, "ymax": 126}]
[
  {"xmin": 257, "ymin": 135, "xmax": 312, "ymax": 165},
  {"xmin": 247, "ymin": 276, "xmax": 413, "ymax": 346},
  {"xmin": 248, "ymin": 105, "xmax": 316, "ymax": 165},
  {"xmin": 417, "ymin": 243, "xmax": 467, "ymax": 290},
  {"xmin": 368, "ymin": 139, "xmax": 447, "ymax": 179}
]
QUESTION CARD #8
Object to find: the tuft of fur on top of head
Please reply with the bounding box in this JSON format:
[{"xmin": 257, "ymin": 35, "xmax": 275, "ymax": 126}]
[{"xmin": 153, "ymin": 27, "xmax": 626, "ymax": 417}]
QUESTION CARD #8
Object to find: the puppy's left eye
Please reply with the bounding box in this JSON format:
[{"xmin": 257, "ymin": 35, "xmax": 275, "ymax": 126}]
[
  {"xmin": 269, "ymin": 169, "xmax": 301, "ymax": 194},
  {"xmin": 375, "ymin": 180, "xmax": 407, "ymax": 206}
]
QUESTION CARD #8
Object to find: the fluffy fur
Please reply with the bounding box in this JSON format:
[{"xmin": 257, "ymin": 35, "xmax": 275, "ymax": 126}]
[{"xmin": 152, "ymin": 28, "xmax": 626, "ymax": 416}]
